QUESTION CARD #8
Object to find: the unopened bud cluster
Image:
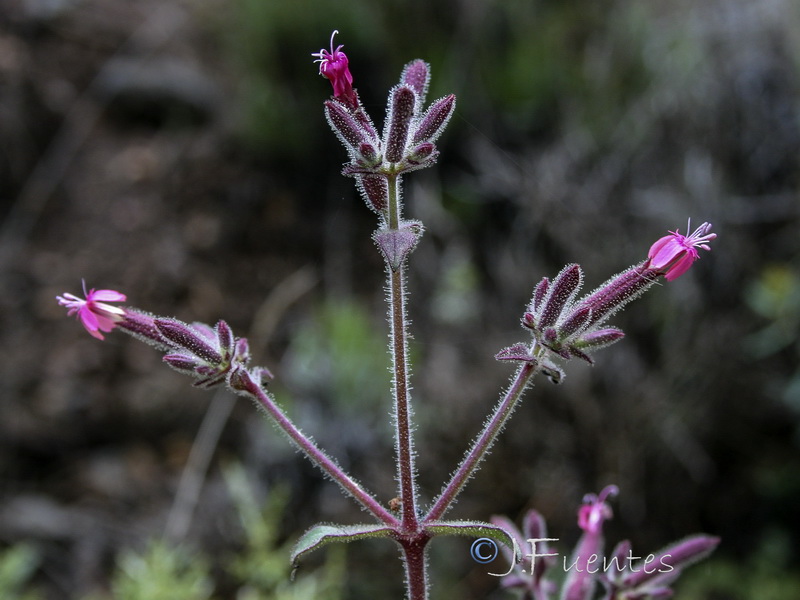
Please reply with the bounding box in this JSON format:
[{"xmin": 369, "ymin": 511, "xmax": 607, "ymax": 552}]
[
  {"xmin": 154, "ymin": 317, "xmax": 270, "ymax": 389},
  {"xmin": 314, "ymin": 33, "xmax": 455, "ymax": 218},
  {"xmin": 526, "ymin": 262, "xmax": 659, "ymax": 364},
  {"xmin": 120, "ymin": 310, "xmax": 272, "ymax": 390},
  {"xmin": 496, "ymin": 221, "xmax": 717, "ymax": 379},
  {"xmin": 497, "ymin": 262, "xmax": 659, "ymax": 380}
]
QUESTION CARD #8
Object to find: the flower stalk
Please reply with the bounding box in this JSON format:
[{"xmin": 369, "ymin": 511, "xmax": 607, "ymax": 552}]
[
  {"xmin": 426, "ymin": 356, "xmax": 541, "ymax": 522},
  {"xmin": 234, "ymin": 370, "xmax": 398, "ymax": 526}
]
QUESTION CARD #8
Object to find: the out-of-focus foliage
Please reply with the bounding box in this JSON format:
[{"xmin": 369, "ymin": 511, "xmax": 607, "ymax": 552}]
[
  {"xmin": 679, "ymin": 531, "xmax": 800, "ymax": 600},
  {"xmin": 282, "ymin": 299, "xmax": 388, "ymax": 414},
  {"xmin": 745, "ymin": 265, "xmax": 800, "ymax": 434},
  {"xmin": 73, "ymin": 471, "xmax": 344, "ymax": 600},
  {"xmin": 91, "ymin": 541, "xmax": 213, "ymax": 600},
  {"xmin": 745, "ymin": 265, "xmax": 800, "ymax": 358},
  {"xmin": 0, "ymin": 544, "xmax": 41, "ymax": 600},
  {"xmin": 224, "ymin": 464, "xmax": 345, "ymax": 600}
]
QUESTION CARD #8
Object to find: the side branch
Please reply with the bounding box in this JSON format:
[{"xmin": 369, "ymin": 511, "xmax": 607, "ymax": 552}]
[
  {"xmin": 239, "ymin": 373, "xmax": 398, "ymax": 526},
  {"xmin": 425, "ymin": 360, "xmax": 540, "ymax": 522}
]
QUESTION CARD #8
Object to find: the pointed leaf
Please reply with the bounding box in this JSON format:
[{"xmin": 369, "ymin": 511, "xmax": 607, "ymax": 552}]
[
  {"xmin": 291, "ymin": 523, "xmax": 395, "ymax": 570},
  {"xmin": 495, "ymin": 343, "xmax": 536, "ymax": 363},
  {"xmin": 425, "ymin": 520, "xmax": 522, "ymax": 564}
]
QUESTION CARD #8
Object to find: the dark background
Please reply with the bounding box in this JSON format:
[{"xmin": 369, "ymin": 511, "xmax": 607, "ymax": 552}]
[{"xmin": 1, "ymin": 0, "xmax": 799, "ymax": 598}]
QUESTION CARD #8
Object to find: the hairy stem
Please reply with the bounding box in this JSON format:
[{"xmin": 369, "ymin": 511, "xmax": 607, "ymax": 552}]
[
  {"xmin": 399, "ymin": 536, "xmax": 431, "ymax": 600},
  {"xmin": 241, "ymin": 375, "xmax": 398, "ymax": 526},
  {"xmin": 391, "ymin": 266, "xmax": 418, "ymax": 530},
  {"xmin": 425, "ymin": 358, "xmax": 541, "ymax": 522},
  {"xmin": 385, "ymin": 173, "xmax": 420, "ymax": 532}
]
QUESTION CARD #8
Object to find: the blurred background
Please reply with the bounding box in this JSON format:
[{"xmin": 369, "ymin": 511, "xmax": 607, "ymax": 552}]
[{"xmin": 1, "ymin": 0, "xmax": 799, "ymax": 598}]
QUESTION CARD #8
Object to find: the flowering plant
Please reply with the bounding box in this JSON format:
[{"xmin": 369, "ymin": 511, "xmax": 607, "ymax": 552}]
[{"xmin": 57, "ymin": 31, "xmax": 718, "ymax": 599}]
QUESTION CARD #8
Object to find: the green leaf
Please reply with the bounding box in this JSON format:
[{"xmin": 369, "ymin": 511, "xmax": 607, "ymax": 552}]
[
  {"xmin": 425, "ymin": 520, "xmax": 523, "ymax": 563},
  {"xmin": 291, "ymin": 523, "xmax": 395, "ymax": 573}
]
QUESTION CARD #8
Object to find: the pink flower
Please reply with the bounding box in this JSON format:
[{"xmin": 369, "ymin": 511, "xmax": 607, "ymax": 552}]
[
  {"xmin": 56, "ymin": 281, "xmax": 127, "ymax": 340},
  {"xmin": 648, "ymin": 220, "xmax": 717, "ymax": 281},
  {"xmin": 577, "ymin": 484, "xmax": 617, "ymax": 535},
  {"xmin": 312, "ymin": 30, "xmax": 358, "ymax": 109}
]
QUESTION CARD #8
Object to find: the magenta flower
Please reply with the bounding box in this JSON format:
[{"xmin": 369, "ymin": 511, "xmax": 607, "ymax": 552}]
[
  {"xmin": 577, "ymin": 484, "xmax": 617, "ymax": 535},
  {"xmin": 56, "ymin": 281, "xmax": 126, "ymax": 340},
  {"xmin": 562, "ymin": 485, "xmax": 618, "ymax": 600},
  {"xmin": 312, "ymin": 30, "xmax": 358, "ymax": 109},
  {"xmin": 648, "ymin": 220, "xmax": 717, "ymax": 281}
]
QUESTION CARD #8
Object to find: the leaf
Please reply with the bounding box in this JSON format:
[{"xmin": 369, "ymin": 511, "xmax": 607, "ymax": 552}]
[
  {"xmin": 291, "ymin": 523, "xmax": 395, "ymax": 576},
  {"xmin": 425, "ymin": 520, "xmax": 523, "ymax": 564},
  {"xmin": 495, "ymin": 343, "xmax": 536, "ymax": 363}
]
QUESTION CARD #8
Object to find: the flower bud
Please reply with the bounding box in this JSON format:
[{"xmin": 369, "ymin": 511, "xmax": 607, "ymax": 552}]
[
  {"xmin": 163, "ymin": 352, "xmax": 202, "ymax": 374},
  {"xmin": 529, "ymin": 277, "xmax": 550, "ymax": 312},
  {"xmin": 538, "ymin": 264, "xmax": 582, "ymax": 329},
  {"xmin": 400, "ymin": 59, "xmax": 430, "ymax": 102},
  {"xmin": 412, "ymin": 94, "xmax": 456, "ymax": 145},
  {"xmin": 357, "ymin": 142, "xmax": 381, "ymax": 167},
  {"xmin": 575, "ymin": 328, "xmax": 625, "ymax": 350},
  {"xmin": 155, "ymin": 318, "xmax": 224, "ymax": 365},
  {"xmin": 621, "ymin": 535, "xmax": 720, "ymax": 590},
  {"xmin": 324, "ymin": 100, "xmax": 374, "ymax": 152},
  {"xmin": 216, "ymin": 319, "xmax": 233, "ymax": 356},
  {"xmin": 406, "ymin": 142, "xmax": 437, "ymax": 165},
  {"xmin": 356, "ymin": 174, "xmax": 389, "ymax": 214},
  {"xmin": 558, "ymin": 306, "xmax": 591, "ymax": 340},
  {"xmin": 384, "ymin": 85, "xmax": 416, "ymax": 163}
]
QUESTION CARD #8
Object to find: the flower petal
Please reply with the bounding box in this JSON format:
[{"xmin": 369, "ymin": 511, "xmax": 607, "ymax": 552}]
[{"xmin": 90, "ymin": 289, "xmax": 127, "ymax": 302}]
